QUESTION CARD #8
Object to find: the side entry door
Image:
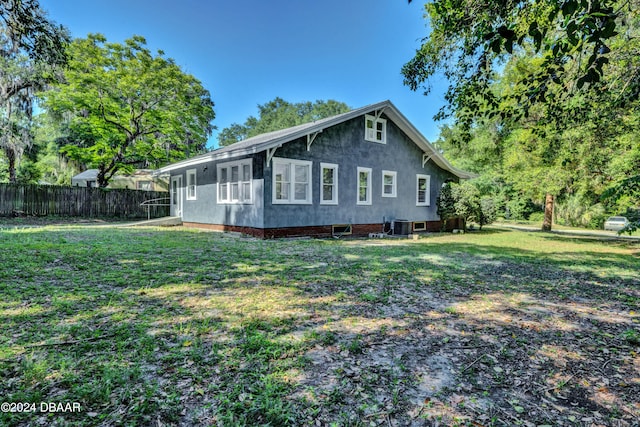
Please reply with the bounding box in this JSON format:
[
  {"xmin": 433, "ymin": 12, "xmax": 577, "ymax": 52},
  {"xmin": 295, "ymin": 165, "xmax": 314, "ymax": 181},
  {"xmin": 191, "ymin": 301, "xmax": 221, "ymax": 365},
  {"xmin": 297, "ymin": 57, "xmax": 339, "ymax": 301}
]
[{"xmin": 170, "ymin": 175, "xmax": 183, "ymax": 217}]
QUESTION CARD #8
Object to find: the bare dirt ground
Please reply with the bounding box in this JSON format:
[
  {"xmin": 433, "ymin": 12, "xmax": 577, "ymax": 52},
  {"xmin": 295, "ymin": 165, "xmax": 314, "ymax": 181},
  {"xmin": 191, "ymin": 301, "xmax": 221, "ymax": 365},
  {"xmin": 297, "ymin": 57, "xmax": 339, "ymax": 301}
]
[
  {"xmin": 270, "ymin": 236, "xmax": 640, "ymax": 426},
  {"xmin": 293, "ymin": 273, "xmax": 640, "ymax": 425}
]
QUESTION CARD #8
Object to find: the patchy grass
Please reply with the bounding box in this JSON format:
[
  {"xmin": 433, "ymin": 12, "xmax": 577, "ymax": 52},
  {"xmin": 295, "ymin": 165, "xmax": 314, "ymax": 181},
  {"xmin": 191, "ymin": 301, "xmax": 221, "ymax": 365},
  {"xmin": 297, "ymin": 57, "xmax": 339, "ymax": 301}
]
[
  {"xmin": 496, "ymin": 219, "xmax": 640, "ymax": 237},
  {"xmin": 0, "ymin": 225, "xmax": 639, "ymax": 426}
]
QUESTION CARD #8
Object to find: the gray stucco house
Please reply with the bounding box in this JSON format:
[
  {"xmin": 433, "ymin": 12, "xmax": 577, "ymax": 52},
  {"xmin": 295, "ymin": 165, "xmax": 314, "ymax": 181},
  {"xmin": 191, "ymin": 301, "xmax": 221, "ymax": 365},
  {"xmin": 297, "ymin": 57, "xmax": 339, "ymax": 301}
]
[{"xmin": 157, "ymin": 100, "xmax": 471, "ymax": 238}]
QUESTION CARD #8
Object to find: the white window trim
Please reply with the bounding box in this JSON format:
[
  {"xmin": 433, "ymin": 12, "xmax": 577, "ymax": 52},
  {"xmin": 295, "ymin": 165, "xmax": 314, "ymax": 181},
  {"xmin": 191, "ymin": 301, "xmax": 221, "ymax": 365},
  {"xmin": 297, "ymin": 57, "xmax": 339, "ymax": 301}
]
[
  {"xmin": 381, "ymin": 170, "xmax": 397, "ymax": 198},
  {"xmin": 186, "ymin": 169, "xmax": 197, "ymax": 200},
  {"xmin": 357, "ymin": 167, "xmax": 372, "ymax": 205},
  {"xmin": 365, "ymin": 114, "xmax": 387, "ymax": 144},
  {"xmin": 217, "ymin": 159, "xmax": 253, "ymax": 204},
  {"xmin": 416, "ymin": 174, "xmax": 431, "ymax": 206},
  {"xmin": 320, "ymin": 162, "xmax": 339, "ymax": 205},
  {"xmin": 272, "ymin": 157, "xmax": 313, "ymax": 205}
]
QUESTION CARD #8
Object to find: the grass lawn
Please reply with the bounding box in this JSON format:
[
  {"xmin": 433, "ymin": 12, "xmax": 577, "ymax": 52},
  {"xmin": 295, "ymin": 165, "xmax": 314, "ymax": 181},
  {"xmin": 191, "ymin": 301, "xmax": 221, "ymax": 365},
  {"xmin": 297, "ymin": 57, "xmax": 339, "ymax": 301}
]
[
  {"xmin": 496, "ymin": 219, "xmax": 640, "ymax": 237},
  {"xmin": 1, "ymin": 225, "xmax": 639, "ymax": 426}
]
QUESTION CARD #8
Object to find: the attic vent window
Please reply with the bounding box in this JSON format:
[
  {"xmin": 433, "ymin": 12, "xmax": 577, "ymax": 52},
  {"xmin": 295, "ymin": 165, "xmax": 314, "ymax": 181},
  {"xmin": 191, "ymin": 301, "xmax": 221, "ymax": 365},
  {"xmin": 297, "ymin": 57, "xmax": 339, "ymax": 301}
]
[{"xmin": 365, "ymin": 114, "xmax": 386, "ymax": 144}]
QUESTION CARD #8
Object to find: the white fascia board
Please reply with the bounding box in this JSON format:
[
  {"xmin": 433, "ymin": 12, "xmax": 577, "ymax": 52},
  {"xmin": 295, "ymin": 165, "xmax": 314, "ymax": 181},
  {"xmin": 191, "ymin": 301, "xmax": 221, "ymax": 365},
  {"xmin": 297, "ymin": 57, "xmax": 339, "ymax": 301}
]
[
  {"xmin": 155, "ymin": 100, "xmax": 474, "ymax": 179},
  {"xmin": 383, "ymin": 104, "xmax": 474, "ymax": 180},
  {"xmin": 156, "ymin": 101, "xmax": 391, "ymax": 175},
  {"xmin": 156, "ymin": 153, "xmax": 215, "ymax": 174}
]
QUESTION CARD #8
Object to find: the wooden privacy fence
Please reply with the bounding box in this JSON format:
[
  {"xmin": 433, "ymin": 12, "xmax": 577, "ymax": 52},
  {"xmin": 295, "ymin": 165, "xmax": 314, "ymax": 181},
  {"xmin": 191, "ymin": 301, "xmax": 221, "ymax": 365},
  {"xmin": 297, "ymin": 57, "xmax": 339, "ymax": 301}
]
[{"xmin": 0, "ymin": 184, "xmax": 170, "ymax": 219}]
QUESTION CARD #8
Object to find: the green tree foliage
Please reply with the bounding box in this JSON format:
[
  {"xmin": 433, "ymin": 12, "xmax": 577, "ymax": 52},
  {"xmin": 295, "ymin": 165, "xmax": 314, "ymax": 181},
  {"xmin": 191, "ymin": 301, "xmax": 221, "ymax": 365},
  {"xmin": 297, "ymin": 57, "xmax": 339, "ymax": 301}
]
[
  {"xmin": 452, "ymin": 181, "xmax": 481, "ymax": 231},
  {"xmin": 42, "ymin": 34, "xmax": 215, "ymax": 187},
  {"xmin": 435, "ymin": 53, "xmax": 639, "ymax": 227},
  {"xmin": 408, "ymin": 1, "xmax": 640, "ymax": 230},
  {"xmin": 0, "ymin": 0, "xmax": 69, "ymax": 183},
  {"xmin": 218, "ymin": 98, "xmax": 350, "ymax": 147},
  {"xmin": 436, "ymin": 181, "xmax": 456, "ymax": 231},
  {"xmin": 479, "ymin": 196, "xmax": 498, "ymax": 229},
  {"xmin": 27, "ymin": 113, "xmax": 79, "ymax": 185},
  {"xmin": 0, "ymin": 0, "xmax": 69, "ymax": 65},
  {"xmin": 436, "ymin": 180, "xmax": 497, "ymax": 231},
  {"xmin": 602, "ymin": 175, "xmax": 640, "ymax": 232},
  {"xmin": 403, "ymin": 0, "xmax": 634, "ymax": 128}
]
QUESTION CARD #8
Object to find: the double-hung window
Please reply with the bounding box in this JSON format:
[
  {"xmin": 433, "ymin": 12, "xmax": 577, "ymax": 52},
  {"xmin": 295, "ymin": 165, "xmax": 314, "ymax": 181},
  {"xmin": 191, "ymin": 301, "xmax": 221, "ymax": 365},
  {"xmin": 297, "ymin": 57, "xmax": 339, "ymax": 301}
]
[
  {"xmin": 382, "ymin": 170, "xmax": 397, "ymax": 197},
  {"xmin": 272, "ymin": 158, "xmax": 312, "ymax": 204},
  {"xmin": 320, "ymin": 163, "xmax": 338, "ymax": 205},
  {"xmin": 365, "ymin": 114, "xmax": 387, "ymax": 144},
  {"xmin": 217, "ymin": 160, "xmax": 252, "ymax": 204},
  {"xmin": 416, "ymin": 174, "xmax": 431, "ymax": 206},
  {"xmin": 357, "ymin": 167, "xmax": 372, "ymax": 205},
  {"xmin": 186, "ymin": 169, "xmax": 197, "ymax": 200}
]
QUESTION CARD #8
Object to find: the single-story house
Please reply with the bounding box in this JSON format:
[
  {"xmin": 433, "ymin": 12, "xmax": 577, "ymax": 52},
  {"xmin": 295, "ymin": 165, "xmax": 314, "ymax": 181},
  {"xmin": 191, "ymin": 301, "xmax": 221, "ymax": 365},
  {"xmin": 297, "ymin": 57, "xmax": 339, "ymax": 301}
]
[
  {"xmin": 156, "ymin": 100, "xmax": 472, "ymax": 238},
  {"xmin": 72, "ymin": 169, "xmax": 169, "ymax": 191}
]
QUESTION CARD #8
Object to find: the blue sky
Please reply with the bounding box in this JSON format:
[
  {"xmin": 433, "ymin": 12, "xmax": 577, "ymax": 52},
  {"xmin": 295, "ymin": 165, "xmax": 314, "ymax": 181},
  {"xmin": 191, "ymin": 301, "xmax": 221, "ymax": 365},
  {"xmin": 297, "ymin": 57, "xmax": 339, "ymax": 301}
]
[{"xmin": 39, "ymin": 0, "xmax": 447, "ymax": 149}]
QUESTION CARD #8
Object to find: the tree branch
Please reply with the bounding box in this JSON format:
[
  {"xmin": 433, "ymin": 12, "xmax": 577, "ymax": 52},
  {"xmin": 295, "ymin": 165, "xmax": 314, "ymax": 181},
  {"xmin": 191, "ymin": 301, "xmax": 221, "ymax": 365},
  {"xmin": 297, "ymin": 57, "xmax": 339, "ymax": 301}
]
[{"xmin": 97, "ymin": 94, "xmax": 133, "ymax": 140}]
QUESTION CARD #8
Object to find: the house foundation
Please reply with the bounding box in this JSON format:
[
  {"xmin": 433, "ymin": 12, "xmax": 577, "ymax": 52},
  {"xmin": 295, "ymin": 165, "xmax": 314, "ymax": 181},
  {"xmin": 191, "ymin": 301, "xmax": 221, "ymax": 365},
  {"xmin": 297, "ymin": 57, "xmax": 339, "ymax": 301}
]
[{"xmin": 182, "ymin": 219, "xmax": 463, "ymax": 239}]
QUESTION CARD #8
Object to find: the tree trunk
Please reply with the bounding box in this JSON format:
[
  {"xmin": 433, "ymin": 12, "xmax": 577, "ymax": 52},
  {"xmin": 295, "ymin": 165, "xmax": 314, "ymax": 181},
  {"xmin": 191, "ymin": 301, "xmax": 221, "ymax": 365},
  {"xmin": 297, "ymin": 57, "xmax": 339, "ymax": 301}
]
[
  {"xmin": 97, "ymin": 168, "xmax": 109, "ymax": 188},
  {"xmin": 542, "ymin": 193, "xmax": 554, "ymax": 231},
  {"xmin": 5, "ymin": 148, "xmax": 17, "ymax": 184}
]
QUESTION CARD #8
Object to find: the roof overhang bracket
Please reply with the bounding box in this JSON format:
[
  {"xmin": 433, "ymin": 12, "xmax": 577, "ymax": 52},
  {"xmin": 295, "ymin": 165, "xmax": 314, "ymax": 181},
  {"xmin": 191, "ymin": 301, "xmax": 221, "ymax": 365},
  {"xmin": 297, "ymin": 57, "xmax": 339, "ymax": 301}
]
[
  {"xmin": 307, "ymin": 131, "xmax": 322, "ymax": 151},
  {"xmin": 422, "ymin": 153, "xmax": 433, "ymax": 168},
  {"xmin": 266, "ymin": 146, "xmax": 280, "ymax": 166},
  {"xmin": 374, "ymin": 107, "xmax": 386, "ymax": 121}
]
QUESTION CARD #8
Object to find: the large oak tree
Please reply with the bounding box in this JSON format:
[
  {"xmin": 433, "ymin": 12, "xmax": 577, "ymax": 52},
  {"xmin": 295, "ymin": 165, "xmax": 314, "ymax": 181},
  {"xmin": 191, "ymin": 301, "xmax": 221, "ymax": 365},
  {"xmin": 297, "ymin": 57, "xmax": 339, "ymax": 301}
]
[
  {"xmin": 0, "ymin": 0, "xmax": 69, "ymax": 183},
  {"xmin": 42, "ymin": 34, "xmax": 215, "ymax": 187}
]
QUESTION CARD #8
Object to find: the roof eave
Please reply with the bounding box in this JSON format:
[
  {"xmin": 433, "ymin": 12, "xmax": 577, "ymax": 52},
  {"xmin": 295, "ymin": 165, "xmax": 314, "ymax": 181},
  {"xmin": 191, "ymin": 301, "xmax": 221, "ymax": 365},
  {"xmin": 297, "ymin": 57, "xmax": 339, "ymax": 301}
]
[
  {"xmin": 382, "ymin": 104, "xmax": 474, "ymax": 179},
  {"xmin": 155, "ymin": 100, "xmax": 474, "ymax": 179}
]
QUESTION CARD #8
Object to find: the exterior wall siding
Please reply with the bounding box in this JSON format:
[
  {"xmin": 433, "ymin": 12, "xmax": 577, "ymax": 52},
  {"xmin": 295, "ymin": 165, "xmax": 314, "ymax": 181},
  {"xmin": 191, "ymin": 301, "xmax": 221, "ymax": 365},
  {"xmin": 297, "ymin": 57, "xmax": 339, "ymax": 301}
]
[
  {"xmin": 169, "ymin": 154, "xmax": 264, "ymax": 228},
  {"xmin": 169, "ymin": 113, "xmax": 460, "ymax": 237},
  {"xmin": 262, "ymin": 115, "xmax": 458, "ymax": 229}
]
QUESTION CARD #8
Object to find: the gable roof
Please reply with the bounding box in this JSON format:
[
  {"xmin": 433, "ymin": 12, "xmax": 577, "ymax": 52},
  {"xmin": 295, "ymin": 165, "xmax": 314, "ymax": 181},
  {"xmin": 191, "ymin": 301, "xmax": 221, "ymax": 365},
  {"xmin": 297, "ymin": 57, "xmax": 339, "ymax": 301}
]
[
  {"xmin": 157, "ymin": 100, "xmax": 473, "ymax": 179},
  {"xmin": 72, "ymin": 169, "xmax": 99, "ymax": 180},
  {"xmin": 72, "ymin": 169, "xmax": 156, "ymax": 180}
]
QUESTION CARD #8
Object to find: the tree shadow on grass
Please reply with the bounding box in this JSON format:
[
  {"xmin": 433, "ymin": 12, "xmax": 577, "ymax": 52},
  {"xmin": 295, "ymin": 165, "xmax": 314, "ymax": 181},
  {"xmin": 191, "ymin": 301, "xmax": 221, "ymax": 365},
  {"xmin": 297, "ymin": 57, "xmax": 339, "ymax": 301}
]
[{"xmin": 1, "ymin": 227, "xmax": 639, "ymax": 426}]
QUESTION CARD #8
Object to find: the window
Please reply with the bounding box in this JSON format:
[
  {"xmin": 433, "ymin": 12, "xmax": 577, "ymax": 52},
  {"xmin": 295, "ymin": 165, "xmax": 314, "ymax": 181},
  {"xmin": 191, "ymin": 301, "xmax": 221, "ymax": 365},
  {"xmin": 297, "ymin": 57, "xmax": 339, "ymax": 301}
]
[
  {"xmin": 416, "ymin": 174, "xmax": 431, "ymax": 206},
  {"xmin": 357, "ymin": 167, "xmax": 372, "ymax": 205},
  {"xmin": 320, "ymin": 163, "xmax": 338, "ymax": 205},
  {"xmin": 272, "ymin": 158, "xmax": 312, "ymax": 204},
  {"xmin": 230, "ymin": 165, "xmax": 239, "ymax": 200},
  {"xmin": 413, "ymin": 221, "xmax": 427, "ymax": 232},
  {"xmin": 332, "ymin": 224, "xmax": 352, "ymax": 236},
  {"xmin": 242, "ymin": 163, "xmax": 251, "ymax": 201},
  {"xmin": 171, "ymin": 178, "xmax": 178, "ymax": 205},
  {"xmin": 186, "ymin": 169, "xmax": 197, "ymax": 200},
  {"xmin": 137, "ymin": 180, "xmax": 153, "ymax": 191},
  {"xmin": 382, "ymin": 170, "xmax": 397, "ymax": 197},
  {"xmin": 218, "ymin": 159, "xmax": 252, "ymax": 203},
  {"xmin": 365, "ymin": 114, "xmax": 387, "ymax": 144}
]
